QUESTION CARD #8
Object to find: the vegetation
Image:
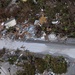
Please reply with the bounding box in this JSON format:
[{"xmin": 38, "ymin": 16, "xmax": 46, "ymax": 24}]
[
  {"xmin": 16, "ymin": 63, "xmax": 35, "ymax": 75},
  {"xmin": 8, "ymin": 55, "xmax": 18, "ymax": 64},
  {"xmin": 35, "ymin": 57, "xmax": 47, "ymax": 73},
  {"xmin": 16, "ymin": 56, "xmax": 47, "ymax": 75},
  {"xmin": 0, "ymin": 0, "xmax": 11, "ymax": 8},
  {"xmin": 44, "ymin": 55, "xmax": 67, "ymax": 74},
  {"xmin": 0, "ymin": 0, "xmax": 75, "ymax": 37},
  {"xmin": 0, "ymin": 48, "xmax": 6, "ymax": 57},
  {"xmin": 16, "ymin": 53, "xmax": 67, "ymax": 75},
  {"xmin": 0, "ymin": 48, "xmax": 68, "ymax": 75},
  {"xmin": 7, "ymin": 27, "xmax": 16, "ymax": 33}
]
